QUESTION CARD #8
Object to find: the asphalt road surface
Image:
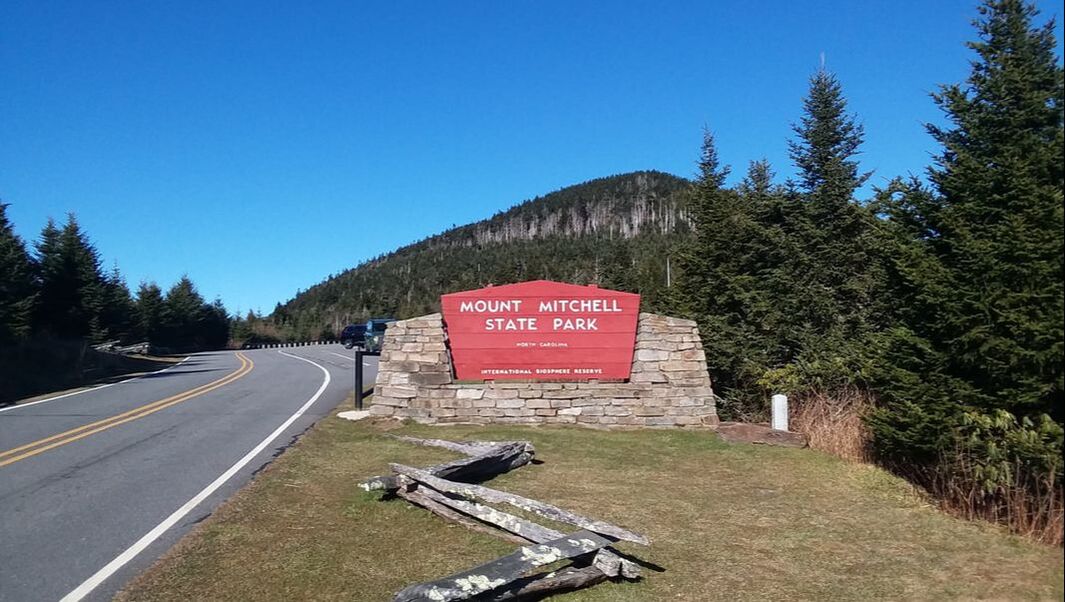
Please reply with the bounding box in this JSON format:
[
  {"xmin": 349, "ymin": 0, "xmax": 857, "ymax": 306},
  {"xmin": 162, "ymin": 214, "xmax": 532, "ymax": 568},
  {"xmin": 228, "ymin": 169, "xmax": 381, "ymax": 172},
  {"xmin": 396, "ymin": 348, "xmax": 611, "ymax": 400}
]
[{"xmin": 0, "ymin": 344, "xmax": 377, "ymax": 602}]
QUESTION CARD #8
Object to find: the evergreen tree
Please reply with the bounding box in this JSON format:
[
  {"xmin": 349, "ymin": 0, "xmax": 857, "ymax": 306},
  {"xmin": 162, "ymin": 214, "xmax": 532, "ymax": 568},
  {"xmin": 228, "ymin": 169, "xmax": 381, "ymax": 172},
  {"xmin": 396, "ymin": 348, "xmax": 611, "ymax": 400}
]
[
  {"xmin": 33, "ymin": 215, "xmax": 106, "ymax": 340},
  {"xmin": 789, "ymin": 70, "xmax": 870, "ymax": 203},
  {"xmin": 272, "ymin": 302, "xmax": 287, "ymax": 326},
  {"xmin": 674, "ymin": 131, "xmax": 777, "ymax": 407},
  {"xmin": 31, "ymin": 219, "xmax": 63, "ymax": 336},
  {"xmin": 163, "ymin": 276, "xmax": 207, "ymax": 350},
  {"xmin": 738, "ymin": 159, "xmax": 775, "ymax": 199},
  {"xmin": 868, "ymin": 177, "xmax": 964, "ymax": 461},
  {"xmin": 599, "ymin": 239, "xmax": 637, "ymax": 292},
  {"xmin": 229, "ymin": 310, "xmax": 254, "ymax": 345},
  {"xmin": 765, "ymin": 69, "xmax": 885, "ymax": 393},
  {"xmin": 0, "ymin": 202, "xmax": 36, "ymax": 343},
  {"xmin": 924, "ymin": 0, "xmax": 1064, "ymax": 419},
  {"xmin": 201, "ymin": 298, "xmax": 230, "ymax": 349},
  {"xmin": 673, "ymin": 129, "xmax": 731, "ymax": 318},
  {"xmin": 62, "ymin": 215, "xmax": 106, "ymax": 341},
  {"xmin": 136, "ymin": 281, "xmax": 166, "ymax": 344},
  {"xmin": 871, "ymin": 0, "xmax": 1063, "ymax": 493},
  {"xmin": 98, "ymin": 265, "xmax": 137, "ymax": 343}
]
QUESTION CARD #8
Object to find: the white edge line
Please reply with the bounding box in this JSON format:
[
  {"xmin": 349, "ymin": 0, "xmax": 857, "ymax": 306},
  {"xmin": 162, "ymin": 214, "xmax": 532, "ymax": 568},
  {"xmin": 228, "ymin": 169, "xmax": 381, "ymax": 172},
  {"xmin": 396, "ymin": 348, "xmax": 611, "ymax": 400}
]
[
  {"xmin": 59, "ymin": 350, "xmax": 332, "ymax": 602},
  {"xmin": 327, "ymin": 350, "xmax": 378, "ymax": 368},
  {"xmin": 0, "ymin": 357, "xmax": 192, "ymax": 414}
]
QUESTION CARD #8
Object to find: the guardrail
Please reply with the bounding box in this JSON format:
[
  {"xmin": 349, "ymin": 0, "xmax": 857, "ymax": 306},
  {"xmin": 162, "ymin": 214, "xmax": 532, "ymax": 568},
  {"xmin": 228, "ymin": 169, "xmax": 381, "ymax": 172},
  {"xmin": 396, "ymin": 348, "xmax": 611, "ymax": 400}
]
[
  {"xmin": 246, "ymin": 340, "xmax": 341, "ymax": 349},
  {"xmin": 242, "ymin": 341, "xmax": 379, "ymax": 407}
]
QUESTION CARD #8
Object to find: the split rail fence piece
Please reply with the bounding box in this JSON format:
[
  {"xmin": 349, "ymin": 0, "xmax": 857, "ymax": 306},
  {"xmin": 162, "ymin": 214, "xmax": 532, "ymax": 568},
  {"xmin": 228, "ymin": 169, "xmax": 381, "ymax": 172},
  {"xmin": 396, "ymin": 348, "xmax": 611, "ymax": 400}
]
[{"xmin": 359, "ymin": 435, "xmax": 649, "ymax": 601}]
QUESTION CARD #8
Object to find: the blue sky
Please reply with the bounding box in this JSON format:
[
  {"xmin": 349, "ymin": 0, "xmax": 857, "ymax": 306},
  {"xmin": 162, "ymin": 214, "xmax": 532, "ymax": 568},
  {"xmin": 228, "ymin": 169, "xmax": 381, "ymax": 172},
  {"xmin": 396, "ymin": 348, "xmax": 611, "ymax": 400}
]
[{"xmin": 2, "ymin": 1, "xmax": 1062, "ymax": 315}]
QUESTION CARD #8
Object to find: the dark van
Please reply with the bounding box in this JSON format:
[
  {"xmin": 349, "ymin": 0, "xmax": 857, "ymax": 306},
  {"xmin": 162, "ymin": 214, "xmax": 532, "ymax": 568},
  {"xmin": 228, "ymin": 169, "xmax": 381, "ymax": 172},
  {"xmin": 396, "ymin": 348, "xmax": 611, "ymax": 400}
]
[
  {"xmin": 363, "ymin": 318, "xmax": 396, "ymax": 352},
  {"xmin": 340, "ymin": 324, "xmax": 367, "ymax": 349}
]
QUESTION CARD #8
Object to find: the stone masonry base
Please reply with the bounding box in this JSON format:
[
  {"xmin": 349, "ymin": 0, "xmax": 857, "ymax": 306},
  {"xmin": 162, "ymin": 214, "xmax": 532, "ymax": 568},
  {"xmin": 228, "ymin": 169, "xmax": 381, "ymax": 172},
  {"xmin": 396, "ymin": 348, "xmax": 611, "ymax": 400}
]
[{"xmin": 369, "ymin": 312, "xmax": 718, "ymax": 428}]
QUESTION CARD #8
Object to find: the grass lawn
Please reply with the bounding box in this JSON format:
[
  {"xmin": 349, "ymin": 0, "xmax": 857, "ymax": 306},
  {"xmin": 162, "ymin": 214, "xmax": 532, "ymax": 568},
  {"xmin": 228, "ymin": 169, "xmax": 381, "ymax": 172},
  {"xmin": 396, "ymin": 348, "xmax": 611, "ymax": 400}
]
[{"xmin": 116, "ymin": 412, "xmax": 1064, "ymax": 601}]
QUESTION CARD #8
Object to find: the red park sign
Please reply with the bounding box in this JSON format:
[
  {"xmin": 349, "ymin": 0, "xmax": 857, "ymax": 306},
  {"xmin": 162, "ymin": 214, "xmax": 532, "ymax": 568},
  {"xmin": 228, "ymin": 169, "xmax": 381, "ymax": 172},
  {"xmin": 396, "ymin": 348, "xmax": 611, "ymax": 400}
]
[{"xmin": 440, "ymin": 280, "xmax": 640, "ymax": 381}]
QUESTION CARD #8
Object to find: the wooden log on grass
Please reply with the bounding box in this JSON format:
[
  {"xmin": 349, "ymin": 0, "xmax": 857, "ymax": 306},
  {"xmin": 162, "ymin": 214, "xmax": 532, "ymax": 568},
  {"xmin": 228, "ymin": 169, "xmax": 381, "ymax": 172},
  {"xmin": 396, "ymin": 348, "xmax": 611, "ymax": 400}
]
[
  {"xmin": 386, "ymin": 435, "xmax": 534, "ymax": 456},
  {"xmin": 392, "ymin": 530, "xmax": 611, "ymax": 602},
  {"xmin": 403, "ymin": 478, "xmax": 640, "ymax": 579},
  {"xmin": 360, "ymin": 474, "xmax": 401, "ymax": 492},
  {"xmin": 390, "ymin": 464, "xmax": 651, "ymax": 546},
  {"xmin": 361, "ymin": 441, "xmax": 533, "ymax": 492},
  {"xmin": 385, "ymin": 435, "xmax": 488, "ymax": 455},
  {"xmin": 394, "ymin": 485, "xmax": 529, "ymax": 546},
  {"xmin": 482, "ymin": 565, "xmax": 609, "ymax": 601},
  {"xmin": 412, "ymin": 441, "xmax": 535, "ymax": 479}
]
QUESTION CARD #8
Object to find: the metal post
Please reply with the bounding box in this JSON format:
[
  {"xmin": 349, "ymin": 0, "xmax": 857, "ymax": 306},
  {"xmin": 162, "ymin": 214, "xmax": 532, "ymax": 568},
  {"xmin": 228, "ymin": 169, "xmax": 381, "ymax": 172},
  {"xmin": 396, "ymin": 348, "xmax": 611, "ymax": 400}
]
[{"xmin": 354, "ymin": 348, "xmax": 364, "ymax": 411}]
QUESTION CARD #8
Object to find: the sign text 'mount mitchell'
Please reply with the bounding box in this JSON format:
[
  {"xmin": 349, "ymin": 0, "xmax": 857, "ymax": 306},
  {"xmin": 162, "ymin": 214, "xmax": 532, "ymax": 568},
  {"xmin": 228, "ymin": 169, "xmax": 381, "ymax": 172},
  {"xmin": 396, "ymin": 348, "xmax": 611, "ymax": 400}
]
[{"xmin": 440, "ymin": 280, "xmax": 640, "ymax": 381}]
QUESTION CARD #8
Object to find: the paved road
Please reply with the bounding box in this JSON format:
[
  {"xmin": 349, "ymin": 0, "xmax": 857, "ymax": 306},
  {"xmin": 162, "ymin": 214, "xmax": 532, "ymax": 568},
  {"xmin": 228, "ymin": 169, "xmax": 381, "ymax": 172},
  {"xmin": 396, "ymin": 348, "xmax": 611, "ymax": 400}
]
[{"xmin": 0, "ymin": 344, "xmax": 377, "ymax": 602}]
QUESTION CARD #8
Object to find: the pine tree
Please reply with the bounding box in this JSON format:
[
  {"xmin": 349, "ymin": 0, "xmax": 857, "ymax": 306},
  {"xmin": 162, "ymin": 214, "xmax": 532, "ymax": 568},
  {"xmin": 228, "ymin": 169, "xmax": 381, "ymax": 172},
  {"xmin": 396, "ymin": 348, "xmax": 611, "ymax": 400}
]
[
  {"xmin": 33, "ymin": 215, "xmax": 106, "ymax": 340},
  {"xmin": 870, "ymin": 0, "xmax": 1063, "ymax": 496},
  {"xmin": 201, "ymin": 298, "xmax": 230, "ymax": 349},
  {"xmin": 99, "ymin": 265, "xmax": 137, "ymax": 343},
  {"xmin": 599, "ymin": 239, "xmax": 637, "ymax": 292},
  {"xmin": 136, "ymin": 282, "xmax": 166, "ymax": 345},
  {"xmin": 164, "ymin": 276, "xmax": 207, "ymax": 350},
  {"xmin": 673, "ymin": 129, "xmax": 731, "ymax": 318},
  {"xmin": 0, "ymin": 202, "xmax": 36, "ymax": 343},
  {"xmin": 229, "ymin": 310, "xmax": 254, "ymax": 345},
  {"xmin": 765, "ymin": 69, "xmax": 885, "ymax": 393},
  {"xmin": 674, "ymin": 131, "xmax": 778, "ymax": 409},
  {"xmin": 868, "ymin": 177, "xmax": 964, "ymax": 461},
  {"xmin": 62, "ymin": 215, "xmax": 106, "ymax": 341},
  {"xmin": 789, "ymin": 70, "xmax": 870, "ymax": 203},
  {"xmin": 32, "ymin": 219, "xmax": 63, "ymax": 336},
  {"xmin": 738, "ymin": 159, "xmax": 775, "ymax": 199},
  {"xmin": 923, "ymin": 0, "xmax": 1064, "ymax": 419}
]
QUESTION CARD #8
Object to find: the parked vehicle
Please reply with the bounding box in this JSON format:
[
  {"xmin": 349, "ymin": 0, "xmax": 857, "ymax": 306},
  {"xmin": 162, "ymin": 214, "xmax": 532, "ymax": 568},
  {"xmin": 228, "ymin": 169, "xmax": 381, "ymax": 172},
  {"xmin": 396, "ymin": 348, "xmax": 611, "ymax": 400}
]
[
  {"xmin": 340, "ymin": 324, "xmax": 368, "ymax": 349},
  {"xmin": 363, "ymin": 318, "xmax": 396, "ymax": 352}
]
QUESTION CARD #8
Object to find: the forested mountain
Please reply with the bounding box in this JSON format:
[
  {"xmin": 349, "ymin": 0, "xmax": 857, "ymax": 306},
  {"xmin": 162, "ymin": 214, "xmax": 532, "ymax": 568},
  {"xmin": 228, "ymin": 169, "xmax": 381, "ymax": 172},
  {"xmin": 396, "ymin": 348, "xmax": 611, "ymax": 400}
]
[{"xmin": 268, "ymin": 171, "xmax": 693, "ymax": 339}]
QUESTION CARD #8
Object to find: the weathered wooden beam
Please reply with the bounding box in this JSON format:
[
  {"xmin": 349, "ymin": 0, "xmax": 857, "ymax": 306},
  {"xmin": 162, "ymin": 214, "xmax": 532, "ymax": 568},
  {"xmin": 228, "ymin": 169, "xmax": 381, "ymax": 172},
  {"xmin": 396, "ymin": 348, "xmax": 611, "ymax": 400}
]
[
  {"xmin": 386, "ymin": 435, "xmax": 534, "ymax": 456},
  {"xmin": 361, "ymin": 441, "xmax": 533, "ymax": 492},
  {"xmin": 385, "ymin": 435, "xmax": 486, "ymax": 455},
  {"xmin": 422, "ymin": 442, "xmax": 530, "ymax": 483},
  {"xmin": 405, "ymin": 480, "xmax": 639, "ymax": 579},
  {"xmin": 395, "ymin": 485, "xmax": 528, "ymax": 546},
  {"xmin": 392, "ymin": 530, "xmax": 611, "ymax": 602},
  {"xmin": 360, "ymin": 474, "xmax": 399, "ymax": 492},
  {"xmin": 481, "ymin": 565, "xmax": 609, "ymax": 601},
  {"xmin": 390, "ymin": 464, "xmax": 651, "ymax": 546},
  {"xmin": 592, "ymin": 548, "xmax": 641, "ymax": 579},
  {"xmin": 406, "ymin": 480, "xmax": 559, "ymax": 540}
]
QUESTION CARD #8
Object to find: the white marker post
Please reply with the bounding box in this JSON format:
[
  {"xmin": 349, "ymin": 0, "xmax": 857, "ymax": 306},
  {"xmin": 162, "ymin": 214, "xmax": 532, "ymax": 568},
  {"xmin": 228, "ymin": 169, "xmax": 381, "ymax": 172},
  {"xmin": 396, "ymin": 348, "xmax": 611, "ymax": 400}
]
[{"xmin": 771, "ymin": 394, "xmax": 789, "ymax": 431}]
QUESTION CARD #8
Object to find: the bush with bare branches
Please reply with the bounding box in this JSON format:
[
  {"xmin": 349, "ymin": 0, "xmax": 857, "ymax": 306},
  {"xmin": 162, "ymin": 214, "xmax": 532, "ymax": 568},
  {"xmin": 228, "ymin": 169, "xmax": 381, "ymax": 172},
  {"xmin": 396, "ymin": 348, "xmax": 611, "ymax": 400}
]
[{"xmin": 789, "ymin": 387, "xmax": 873, "ymax": 463}]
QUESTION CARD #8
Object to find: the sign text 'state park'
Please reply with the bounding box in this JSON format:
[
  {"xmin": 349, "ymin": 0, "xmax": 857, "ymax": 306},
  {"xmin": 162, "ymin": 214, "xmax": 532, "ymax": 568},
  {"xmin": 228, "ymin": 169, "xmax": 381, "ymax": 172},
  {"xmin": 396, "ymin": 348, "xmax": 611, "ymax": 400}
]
[{"xmin": 440, "ymin": 280, "xmax": 640, "ymax": 381}]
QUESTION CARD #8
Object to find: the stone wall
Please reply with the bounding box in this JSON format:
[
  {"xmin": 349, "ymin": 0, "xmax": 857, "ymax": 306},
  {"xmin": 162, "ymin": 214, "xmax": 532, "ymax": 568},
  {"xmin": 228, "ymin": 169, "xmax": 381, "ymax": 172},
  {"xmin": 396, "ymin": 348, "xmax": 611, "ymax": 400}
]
[{"xmin": 369, "ymin": 312, "xmax": 717, "ymax": 428}]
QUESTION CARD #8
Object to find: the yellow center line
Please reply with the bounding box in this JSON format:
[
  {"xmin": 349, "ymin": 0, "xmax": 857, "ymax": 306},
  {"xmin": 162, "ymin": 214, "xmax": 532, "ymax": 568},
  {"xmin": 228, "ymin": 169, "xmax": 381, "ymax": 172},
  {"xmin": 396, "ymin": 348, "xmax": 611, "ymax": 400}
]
[
  {"xmin": 0, "ymin": 352, "xmax": 255, "ymax": 468},
  {"xmin": 0, "ymin": 354, "xmax": 250, "ymax": 461}
]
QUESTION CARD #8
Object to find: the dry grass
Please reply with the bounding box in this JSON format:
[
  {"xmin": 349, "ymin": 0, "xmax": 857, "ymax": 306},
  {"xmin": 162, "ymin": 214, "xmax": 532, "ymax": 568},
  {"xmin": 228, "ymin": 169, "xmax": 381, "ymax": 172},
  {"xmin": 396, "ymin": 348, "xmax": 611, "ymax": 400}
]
[
  {"xmin": 787, "ymin": 389, "xmax": 1062, "ymax": 546},
  {"xmin": 789, "ymin": 387, "xmax": 873, "ymax": 463},
  {"xmin": 116, "ymin": 418, "xmax": 1063, "ymax": 602},
  {"xmin": 926, "ymin": 455, "xmax": 1064, "ymax": 546}
]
